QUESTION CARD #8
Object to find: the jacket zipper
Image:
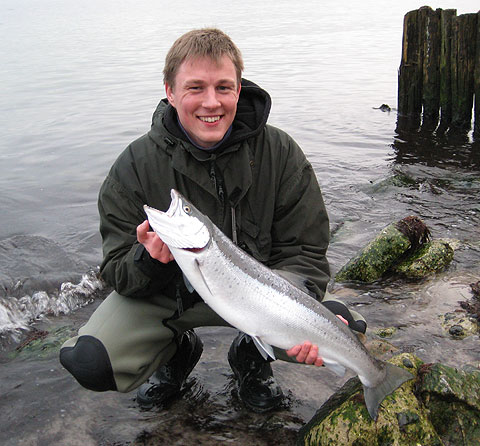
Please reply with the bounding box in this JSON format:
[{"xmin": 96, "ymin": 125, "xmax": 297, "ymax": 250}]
[
  {"xmin": 209, "ymin": 160, "xmax": 238, "ymax": 244},
  {"xmin": 209, "ymin": 160, "xmax": 225, "ymax": 220}
]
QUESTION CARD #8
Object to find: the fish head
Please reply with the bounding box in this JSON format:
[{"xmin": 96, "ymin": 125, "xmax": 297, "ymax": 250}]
[{"xmin": 144, "ymin": 189, "xmax": 211, "ymax": 251}]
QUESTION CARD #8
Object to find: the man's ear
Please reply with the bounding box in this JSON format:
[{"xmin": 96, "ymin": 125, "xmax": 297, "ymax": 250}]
[{"xmin": 165, "ymin": 82, "xmax": 175, "ymax": 107}]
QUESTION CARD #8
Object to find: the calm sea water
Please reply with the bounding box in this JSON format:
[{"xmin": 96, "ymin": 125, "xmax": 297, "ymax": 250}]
[{"xmin": 1, "ymin": 0, "xmax": 479, "ymax": 334}]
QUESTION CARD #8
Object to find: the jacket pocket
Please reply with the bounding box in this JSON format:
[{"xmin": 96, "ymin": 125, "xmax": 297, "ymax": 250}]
[{"xmin": 239, "ymin": 217, "xmax": 271, "ymax": 262}]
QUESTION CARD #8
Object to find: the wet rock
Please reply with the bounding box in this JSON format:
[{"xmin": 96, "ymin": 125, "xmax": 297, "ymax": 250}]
[
  {"xmin": 372, "ymin": 104, "xmax": 392, "ymax": 112},
  {"xmin": 394, "ymin": 239, "xmax": 454, "ymax": 280},
  {"xmin": 335, "ymin": 216, "xmax": 431, "ymax": 283},
  {"xmin": 471, "ymin": 280, "xmax": 480, "ymax": 297},
  {"xmin": 335, "ymin": 217, "xmax": 429, "ymax": 283},
  {"xmin": 297, "ymin": 354, "xmax": 440, "ymax": 446},
  {"xmin": 440, "ymin": 311, "xmax": 478, "ymax": 339},
  {"xmin": 448, "ymin": 324, "xmax": 464, "ymax": 336},
  {"xmin": 417, "ymin": 363, "xmax": 480, "ymax": 446},
  {"xmin": 297, "ymin": 354, "xmax": 480, "ymax": 446},
  {"xmin": 10, "ymin": 326, "xmax": 74, "ymax": 359},
  {"xmin": 375, "ymin": 326, "xmax": 397, "ymax": 338},
  {"xmin": 402, "ymin": 357, "xmax": 415, "ymax": 369}
]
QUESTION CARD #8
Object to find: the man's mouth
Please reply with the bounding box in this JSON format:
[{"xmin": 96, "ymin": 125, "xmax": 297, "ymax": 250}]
[{"xmin": 198, "ymin": 116, "xmax": 221, "ymax": 123}]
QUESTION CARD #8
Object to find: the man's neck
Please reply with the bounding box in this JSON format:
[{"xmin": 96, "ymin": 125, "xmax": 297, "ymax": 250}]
[{"xmin": 176, "ymin": 116, "xmax": 232, "ymax": 152}]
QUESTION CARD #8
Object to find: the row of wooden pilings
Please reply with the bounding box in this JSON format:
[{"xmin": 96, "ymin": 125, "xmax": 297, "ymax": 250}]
[{"xmin": 397, "ymin": 6, "xmax": 480, "ymax": 137}]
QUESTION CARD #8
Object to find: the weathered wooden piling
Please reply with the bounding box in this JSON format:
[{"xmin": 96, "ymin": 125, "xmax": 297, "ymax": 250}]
[
  {"xmin": 397, "ymin": 6, "xmax": 479, "ymax": 137},
  {"xmin": 450, "ymin": 13, "xmax": 477, "ymax": 132},
  {"xmin": 475, "ymin": 12, "xmax": 480, "ymax": 138},
  {"xmin": 421, "ymin": 7, "xmax": 441, "ymax": 130},
  {"xmin": 438, "ymin": 9, "xmax": 456, "ymax": 132}
]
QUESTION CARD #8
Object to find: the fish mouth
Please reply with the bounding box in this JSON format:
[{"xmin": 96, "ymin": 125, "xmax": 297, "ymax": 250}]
[{"xmin": 166, "ymin": 189, "xmax": 180, "ymax": 217}]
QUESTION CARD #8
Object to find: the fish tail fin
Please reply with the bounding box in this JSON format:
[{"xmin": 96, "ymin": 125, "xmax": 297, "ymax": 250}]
[{"xmin": 363, "ymin": 362, "xmax": 413, "ymax": 420}]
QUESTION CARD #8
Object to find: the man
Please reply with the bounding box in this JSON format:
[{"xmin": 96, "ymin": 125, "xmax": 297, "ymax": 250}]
[{"xmin": 59, "ymin": 28, "xmax": 366, "ymax": 412}]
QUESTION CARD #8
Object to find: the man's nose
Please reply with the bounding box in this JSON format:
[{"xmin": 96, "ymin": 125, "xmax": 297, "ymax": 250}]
[{"xmin": 202, "ymin": 87, "xmax": 221, "ymax": 108}]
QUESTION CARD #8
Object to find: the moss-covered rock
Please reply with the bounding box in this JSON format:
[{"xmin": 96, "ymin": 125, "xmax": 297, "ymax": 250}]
[
  {"xmin": 335, "ymin": 216, "xmax": 430, "ymax": 283},
  {"xmin": 439, "ymin": 311, "xmax": 478, "ymax": 339},
  {"xmin": 394, "ymin": 239, "xmax": 454, "ymax": 279},
  {"xmin": 417, "ymin": 363, "xmax": 480, "ymax": 445},
  {"xmin": 10, "ymin": 326, "xmax": 74, "ymax": 360},
  {"xmin": 297, "ymin": 354, "xmax": 440, "ymax": 445},
  {"xmin": 297, "ymin": 354, "xmax": 480, "ymax": 446},
  {"xmin": 335, "ymin": 225, "xmax": 413, "ymax": 283},
  {"xmin": 375, "ymin": 327, "xmax": 397, "ymax": 339}
]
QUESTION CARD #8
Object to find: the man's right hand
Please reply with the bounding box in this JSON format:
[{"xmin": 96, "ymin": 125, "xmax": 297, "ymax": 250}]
[{"xmin": 136, "ymin": 220, "xmax": 174, "ymax": 263}]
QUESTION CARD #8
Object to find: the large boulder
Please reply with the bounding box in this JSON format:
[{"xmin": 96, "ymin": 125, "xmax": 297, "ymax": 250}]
[{"xmin": 297, "ymin": 354, "xmax": 480, "ymax": 446}]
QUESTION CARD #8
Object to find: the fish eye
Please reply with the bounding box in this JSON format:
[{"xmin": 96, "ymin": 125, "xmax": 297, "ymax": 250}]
[{"xmin": 183, "ymin": 205, "xmax": 191, "ymax": 214}]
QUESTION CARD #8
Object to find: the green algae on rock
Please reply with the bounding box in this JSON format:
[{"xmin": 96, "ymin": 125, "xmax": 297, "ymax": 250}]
[
  {"xmin": 375, "ymin": 327, "xmax": 397, "ymax": 339},
  {"xmin": 297, "ymin": 354, "xmax": 480, "ymax": 446},
  {"xmin": 417, "ymin": 363, "xmax": 480, "ymax": 446},
  {"xmin": 10, "ymin": 326, "xmax": 74, "ymax": 360},
  {"xmin": 393, "ymin": 239, "xmax": 454, "ymax": 279},
  {"xmin": 440, "ymin": 311, "xmax": 479, "ymax": 339},
  {"xmin": 335, "ymin": 216, "xmax": 430, "ymax": 283},
  {"xmin": 297, "ymin": 354, "xmax": 440, "ymax": 446}
]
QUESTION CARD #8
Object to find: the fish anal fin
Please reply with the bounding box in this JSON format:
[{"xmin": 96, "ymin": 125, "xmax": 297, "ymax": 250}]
[
  {"xmin": 323, "ymin": 359, "xmax": 346, "ymax": 377},
  {"xmin": 252, "ymin": 336, "xmax": 276, "ymax": 361}
]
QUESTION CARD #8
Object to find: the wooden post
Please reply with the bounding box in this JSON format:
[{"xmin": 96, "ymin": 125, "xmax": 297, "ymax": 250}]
[
  {"xmin": 421, "ymin": 8, "xmax": 441, "ymax": 131},
  {"xmin": 450, "ymin": 13, "xmax": 477, "ymax": 132},
  {"xmin": 474, "ymin": 11, "xmax": 480, "ymax": 139},
  {"xmin": 437, "ymin": 9, "xmax": 456, "ymax": 133},
  {"xmin": 397, "ymin": 8, "xmax": 425, "ymax": 131}
]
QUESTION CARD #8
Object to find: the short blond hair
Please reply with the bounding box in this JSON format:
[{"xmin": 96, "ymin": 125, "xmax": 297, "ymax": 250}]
[{"xmin": 163, "ymin": 28, "xmax": 244, "ymax": 89}]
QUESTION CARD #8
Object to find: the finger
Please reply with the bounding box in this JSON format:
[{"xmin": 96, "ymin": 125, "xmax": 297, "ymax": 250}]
[
  {"xmin": 304, "ymin": 344, "xmax": 319, "ymax": 365},
  {"xmin": 136, "ymin": 220, "xmax": 150, "ymax": 243},
  {"xmin": 286, "ymin": 345, "xmax": 302, "ymax": 357},
  {"xmin": 295, "ymin": 341, "xmax": 312, "ymax": 363},
  {"xmin": 337, "ymin": 315, "xmax": 349, "ymax": 325},
  {"xmin": 313, "ymin": 357, "xmax": 324, "ymax": 367},
  {"xmin": 158, "ymin": 241, "xmax": 173, "ymax": 263}
]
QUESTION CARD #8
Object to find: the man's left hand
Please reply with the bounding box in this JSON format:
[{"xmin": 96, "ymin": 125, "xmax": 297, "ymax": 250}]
[{"xmin": 286, "ymin": 315, "xmax": 349, "ymax": 367}]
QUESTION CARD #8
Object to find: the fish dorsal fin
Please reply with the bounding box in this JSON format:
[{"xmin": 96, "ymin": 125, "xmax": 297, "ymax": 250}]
[
  {"xmin": 251, "ymin": 336, "xmax": 276, "ymax": 361},
  {"xmin": 273, "ymin": 269, "xmax": 316, "ymax": 297}
]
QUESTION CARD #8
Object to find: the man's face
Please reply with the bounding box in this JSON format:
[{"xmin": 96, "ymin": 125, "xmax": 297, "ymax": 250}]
[{"xmin": 166, "ymin": 55, "xmax": 241, "ymax": 148}]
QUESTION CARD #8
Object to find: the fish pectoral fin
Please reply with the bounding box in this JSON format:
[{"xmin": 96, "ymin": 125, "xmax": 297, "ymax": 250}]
[
  {"xmin": 251, "ymin": 336, "xmax": 276, "ymax": 361},
  {"xmin": 323, "ymin": 359, "xmax": 346, "ymax": 377},
  {"xmin": 194, "ymin": 259, "xmax": 213, "ymax": 296}
]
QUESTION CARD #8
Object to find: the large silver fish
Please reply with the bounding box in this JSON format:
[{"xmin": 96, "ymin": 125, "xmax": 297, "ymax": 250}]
[{"xmin": 144, "ymin": 189, "xmax": 412, "ymax": 420}]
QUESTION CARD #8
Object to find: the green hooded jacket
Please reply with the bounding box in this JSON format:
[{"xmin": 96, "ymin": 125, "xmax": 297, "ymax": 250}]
[{"xmin": 98, "ymin": 79, "xmax": 331, "ymax": 303}]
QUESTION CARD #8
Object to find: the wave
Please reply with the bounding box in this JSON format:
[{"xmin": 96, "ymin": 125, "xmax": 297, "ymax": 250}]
[{"xmin": 0, "ymin": 268, "xmax": 105, "ymax": 338}]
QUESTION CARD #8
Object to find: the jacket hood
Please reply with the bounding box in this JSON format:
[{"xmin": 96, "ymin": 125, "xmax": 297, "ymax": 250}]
[{"xmin": 148, "ymin": 78, "xmax": 271, "ymax": 152}]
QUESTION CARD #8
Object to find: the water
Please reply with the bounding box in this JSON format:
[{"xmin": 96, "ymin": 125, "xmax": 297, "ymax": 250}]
[{"xmin": 1, "ymin": 0, "xmax": 479, "ymax": 443}]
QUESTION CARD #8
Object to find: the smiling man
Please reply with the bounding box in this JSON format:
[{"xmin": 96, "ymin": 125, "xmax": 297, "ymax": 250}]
[
  {"xmin": 165, "ymin": 55, "xmax": 241, "ymax": 149},
  {"xmin": 59, "ymin": 28, "xmax": 366, "ymax": 413}
]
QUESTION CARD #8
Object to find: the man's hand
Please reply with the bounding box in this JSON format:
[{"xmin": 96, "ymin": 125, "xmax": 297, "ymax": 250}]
[
  {"xmin": 136, "ymin": 220, "xmax": 174, "ymax": 263},
  {"xmin": 286, "ymin": 315, "xmax": 349, "ymax": 367}
]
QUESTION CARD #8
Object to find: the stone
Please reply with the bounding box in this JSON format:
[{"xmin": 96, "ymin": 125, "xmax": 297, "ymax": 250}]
[{"xmin": 297, "ymin": 354, "xmax": 480, "ymax": 446}]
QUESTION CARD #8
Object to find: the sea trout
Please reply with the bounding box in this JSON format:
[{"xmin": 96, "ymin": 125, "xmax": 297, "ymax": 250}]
[{"xmin": 144, "ymin": 189, "xmax": 413, "ymax": 420}]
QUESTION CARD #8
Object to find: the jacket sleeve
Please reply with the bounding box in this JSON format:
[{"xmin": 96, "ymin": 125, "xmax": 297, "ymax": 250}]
[
  {"xmin": 98, "ymin": 163, "xmax": 178, "ymax": 298},
  {"xmin": 268, "ymin": 139, "xmax": 331, "ymax": 299}
]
